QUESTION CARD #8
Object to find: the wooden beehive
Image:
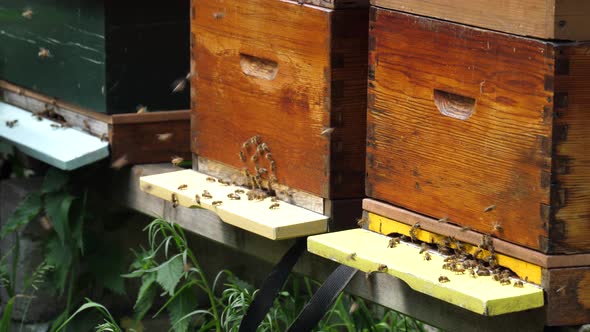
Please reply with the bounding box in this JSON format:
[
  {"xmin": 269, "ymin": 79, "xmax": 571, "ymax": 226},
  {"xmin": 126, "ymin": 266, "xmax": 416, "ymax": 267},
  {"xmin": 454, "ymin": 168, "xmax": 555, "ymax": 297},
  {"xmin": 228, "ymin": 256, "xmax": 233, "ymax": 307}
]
[
  {"xmin": 366, "ymin": 8, "xmax": 590, "ymax": 254},
  {"xmin": 371, "ymin": 0, "xmax": 590, "ymax": 40},
  {"xmin": 0, "ymin": 0, "xmax": 189, "ymax": 114},
  {"xmin": 191, "ymin": 0, "xmax": 368, "ymax": 209}
]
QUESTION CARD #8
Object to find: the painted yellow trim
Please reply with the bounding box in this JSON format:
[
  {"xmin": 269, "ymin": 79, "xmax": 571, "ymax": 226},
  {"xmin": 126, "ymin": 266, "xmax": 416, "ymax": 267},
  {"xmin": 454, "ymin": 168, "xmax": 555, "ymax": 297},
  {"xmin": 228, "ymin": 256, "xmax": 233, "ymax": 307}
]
[
  {"xmin": 140, "ymin": 169, "xmax": 328, "ymax": 240},
  {"xmin": 367, "ymin": 213, "xmax": 543, "ymax": 285},
  {"xmin": 308, "ymin": 229, "xmax": 544, "ymax": 316}
]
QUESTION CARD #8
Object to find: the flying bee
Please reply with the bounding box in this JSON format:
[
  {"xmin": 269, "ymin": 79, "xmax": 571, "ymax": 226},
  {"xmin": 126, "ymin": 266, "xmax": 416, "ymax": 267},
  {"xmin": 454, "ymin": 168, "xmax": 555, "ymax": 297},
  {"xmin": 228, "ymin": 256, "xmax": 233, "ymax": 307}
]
[
  {"xmin": 438, "ymin": 217, "xmax": 449, "ymax": 223},
  {"xmin": 156, "ymin": 133, "xmax": 173, "ymax": 141},
  {"xmin": 171, "ymin": 193, "xmax": 179, "ymax": 208},
  {"xmin": 206, "ymin": 177, "xmax": 217, "ymax": 183},
  {"xmin": 38, "ymin": 47, "xmax": 51, "ymax": 58},
  {"xmin": 194, "ymin": 194, "xmax": 201, "ymax": 204},
  {"xmin": 212, "ymin": 200, "xmax": 223, "ymax": 206},
  {"xmin": 419, "ymin": 243, "xmax": 429, "ymax": 254},
  {"xmin": 321, "ymin": 127, "xmax": 335, "ymax": 137},
  {"xmin": 22, "ymin": 9, "xmax": 33, "ymax": 19},
  {"xmin": 171, "ymin": 72, "xmax": 190, "ymax": 93},
  {"xmin": 136, "ymin": 105, "xmax": 148, "ymax": 114},
  {"xmin": 484, "ymin": 204, "xmax": 497, "ymax": 213},
  {"xmin": 514, "ymin": 281, "xmax": 524, "ymax": 288},
  {"xmin": 202, "ymin": 190, "xmax": 213, "ymax": 199},
  {"xmin": 347, "ymin": 252, "xmax": 357, "ymax": 261},
  {"xmin": 5, "ymin": 120, "xmax": 18, "ymax": 128},
  {"xmin": 409, "ymin": 222, "xmax": 421, "ymax": 242},
  {"xmin": 227, "ymin": 193, "xmax": 241, "ymax": 200},
  {"xmin": 492, "ymin": 221, "xmax": 503, "ymax": 233},
  {"xmin": 239, "ymin": 151, "xmax": 246, "ymax": 162},
  {"xmin": 269, "ymin": 203, "xmax": 280, "ymax": 210},
  {"xmin": 178, "ymin": 184, "xmax": 188, "ymax": 190},
  {"xmin": 377, "ymin": 264, "xmax": 388, "ymax": 272},
  {"xmin": 235, "ymin": 189, "xmax": 245, "ymax": 194},
  {"xmin": 110, "ymin": 155, "xmax": 129, "ymax": 170},
  {"xmin": 356, "ymin": 217, "xmax": 367, "ymax": 228},
  {"xmin": 424, "ymin": 252, "xmax": 432, "ymax": 261},
  {"xmin": 438, "ymin": 276, "xmax": 450, "ymax": 283},
  {"xmin": 171, "ymin": 156, "xmax": 184, "ymax": 166}
]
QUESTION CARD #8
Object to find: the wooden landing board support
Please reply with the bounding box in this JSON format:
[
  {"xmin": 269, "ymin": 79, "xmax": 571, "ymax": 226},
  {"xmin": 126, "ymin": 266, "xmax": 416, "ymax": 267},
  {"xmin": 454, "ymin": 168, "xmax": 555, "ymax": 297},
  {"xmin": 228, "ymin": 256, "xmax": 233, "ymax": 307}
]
[
  {"xmin": 308, "ymin": 229, "xmax": 544, "ymax": 316},
  {"xmin": 139, "ymin": 169, "xmax": 328, "ymax": 240},
  {"xmin": 0, "ymin": 102, "xmax": 109, "ymax": 170},
  {"xmin": 0, "ymin": 80, "xmax": 190, "ymax": 165}
]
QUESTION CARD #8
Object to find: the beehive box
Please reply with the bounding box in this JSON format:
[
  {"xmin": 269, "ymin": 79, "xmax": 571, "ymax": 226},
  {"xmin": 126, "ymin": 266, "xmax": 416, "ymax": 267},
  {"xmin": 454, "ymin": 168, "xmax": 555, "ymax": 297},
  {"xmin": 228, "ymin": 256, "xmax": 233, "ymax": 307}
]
[
  {"xmin": 0, "ymin": 0, "xmax": 189, "ymax": 114},
  {"xmin": 191, "ymin": 0, "xmax": 369, "ymax": 211},
  {"xmin": 371, "ymin": 0, "xmax": 590, "ymax": 40},
  {"xmin": 366, "ymin": 8, "xmax": 590, "ymax": 254}
]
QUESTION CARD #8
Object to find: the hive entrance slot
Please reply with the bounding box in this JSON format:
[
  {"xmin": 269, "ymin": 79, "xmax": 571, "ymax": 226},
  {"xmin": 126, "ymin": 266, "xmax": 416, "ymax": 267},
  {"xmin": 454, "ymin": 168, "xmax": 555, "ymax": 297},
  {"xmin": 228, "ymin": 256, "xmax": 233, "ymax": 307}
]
[
  {"xmin": 433, "ymin": 89, "xmax": 476, "ymax": 120},
  {"xmin": 239, "ymin": 54, "xmax": 278, "ymax": 80}
]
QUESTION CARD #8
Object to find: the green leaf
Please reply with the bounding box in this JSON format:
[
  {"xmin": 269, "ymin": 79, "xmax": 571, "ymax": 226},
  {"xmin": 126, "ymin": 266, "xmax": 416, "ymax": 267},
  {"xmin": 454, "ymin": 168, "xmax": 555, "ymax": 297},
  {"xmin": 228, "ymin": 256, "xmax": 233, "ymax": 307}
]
[
  {"xmin": 156, "ymin": 255, "xmax": 183, "ymax": 296},
  {"xmin": 167, "ymin": 286, "xmax": 198, "ymax": 332},
  {"xmin": 88, "ymin": 243, "xmax": 126, "ymax": 295},
  {"xmin": 45, "ymin": 237, "xmax": 72, "ymax": 294},
  {"xmin": 134, "ymin": 273, "xmax": 157, "ymax": 322},
  {"xmin": 44, "ymin": 192, "xmax": 75, "ymax": 244},
  {"xmin": 42, "ymin": 168, "xmax": 69, "ymax": 193},
  {"xmin": 0, "ymin": 296, "xmax": 15, "ymax": 332},
  {"xmin": 55, "ymin": 299, "xmax": 121, "ymax": 332},
  {"xmin": 0, "ymin": 192, "xmax": 42, "ymax": 239}
]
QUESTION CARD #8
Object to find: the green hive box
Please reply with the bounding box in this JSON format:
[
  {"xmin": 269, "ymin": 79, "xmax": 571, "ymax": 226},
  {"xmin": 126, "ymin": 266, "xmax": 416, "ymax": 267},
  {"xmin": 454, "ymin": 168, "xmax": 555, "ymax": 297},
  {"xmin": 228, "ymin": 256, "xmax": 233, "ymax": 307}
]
[{"xmin": 0, "ymin": 0, "xmax": 189, "ymax": 114}]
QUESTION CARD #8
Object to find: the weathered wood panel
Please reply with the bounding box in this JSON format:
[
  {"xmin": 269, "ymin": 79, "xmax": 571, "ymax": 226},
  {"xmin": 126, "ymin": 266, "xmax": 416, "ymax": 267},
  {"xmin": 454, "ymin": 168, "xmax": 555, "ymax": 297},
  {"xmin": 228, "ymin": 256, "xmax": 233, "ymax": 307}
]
[
  {"xmin": 302, "ymin": 0, "xmax": 368, "ymax": 8},
  {"xmin": 543, "ymin": 266, "xmax": 590, "ymax": 326},
  {"xmin": 370, "ymin": 0, "xmax": 590, "ymax": 40},
  {"xmin": 366, "ymin": 8, "xmax": 590, "ymax": 253},
  {"xmin": 191, "ymin": 0, "xmax": 368, "ymax": 199}
]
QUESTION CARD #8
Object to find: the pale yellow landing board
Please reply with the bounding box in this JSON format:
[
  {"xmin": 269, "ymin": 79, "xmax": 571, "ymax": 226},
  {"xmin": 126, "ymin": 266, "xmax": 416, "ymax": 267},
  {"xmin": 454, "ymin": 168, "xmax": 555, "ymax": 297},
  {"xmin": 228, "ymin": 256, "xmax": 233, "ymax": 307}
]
[
  {"xmin": 140, "ymin": 169, "xmax": 328, "ymax": 240},
  {"xmin": 308, "ymin": 229, "xmax": 544, "ymax": 316}
]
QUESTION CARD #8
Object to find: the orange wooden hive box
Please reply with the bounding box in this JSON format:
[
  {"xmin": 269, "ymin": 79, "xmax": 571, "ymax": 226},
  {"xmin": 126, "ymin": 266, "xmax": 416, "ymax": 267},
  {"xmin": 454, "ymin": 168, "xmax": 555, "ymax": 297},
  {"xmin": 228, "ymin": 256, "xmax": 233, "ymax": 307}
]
[
  {"xmin": 190, "ymin": 0, "xmax": 369, "ymax": 224},
  {"xmin": 366, "ymin": 8, "xmax": 590, "ymax": 254}
]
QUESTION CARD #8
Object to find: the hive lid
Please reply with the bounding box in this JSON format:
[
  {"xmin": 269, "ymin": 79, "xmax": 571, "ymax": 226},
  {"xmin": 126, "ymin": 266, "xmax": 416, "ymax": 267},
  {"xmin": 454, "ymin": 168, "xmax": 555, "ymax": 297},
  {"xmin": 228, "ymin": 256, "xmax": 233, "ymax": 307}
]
[
  {"xmin": 0, "ymin": 101, "xmax": 109, "ymax": 170},
  {"xmin": 307, "ymin": 228, "xmax": 544, "ymax": 316},
  {"xmin": 140, "ymin": 169, "xmax": 328, "ymax": 240}
]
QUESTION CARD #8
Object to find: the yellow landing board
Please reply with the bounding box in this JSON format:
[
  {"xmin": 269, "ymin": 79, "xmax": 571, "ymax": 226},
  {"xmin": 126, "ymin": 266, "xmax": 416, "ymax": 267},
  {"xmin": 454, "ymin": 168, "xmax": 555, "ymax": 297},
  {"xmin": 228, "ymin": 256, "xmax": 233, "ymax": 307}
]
[
  {"xmin": 308, "ymin": 229, "xmax": 544, "ymax": 316},
  {"xmin": 140, "ymin": 169, "xmax": 328, "ymax": 240}
]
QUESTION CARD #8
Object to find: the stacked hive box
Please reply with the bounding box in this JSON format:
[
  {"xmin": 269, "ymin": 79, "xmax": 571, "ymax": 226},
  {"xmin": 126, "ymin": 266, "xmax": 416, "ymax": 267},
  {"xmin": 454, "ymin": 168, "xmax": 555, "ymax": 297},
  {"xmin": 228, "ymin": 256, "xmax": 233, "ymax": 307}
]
[
  {"xmin": 365, "ymin": 0, "xmax": 590, "ymax": 325},
  {"xmin": 190, "ymin": 0, "xmax": 369, "ymax": 226}
]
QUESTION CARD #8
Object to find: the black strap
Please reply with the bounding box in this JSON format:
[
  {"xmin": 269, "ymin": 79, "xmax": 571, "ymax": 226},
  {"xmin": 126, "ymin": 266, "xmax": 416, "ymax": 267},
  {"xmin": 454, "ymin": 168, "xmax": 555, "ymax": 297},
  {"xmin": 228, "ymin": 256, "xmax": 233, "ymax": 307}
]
[
  {"xmin": 287, "ymin": 265, "xmax": 358, "ymax": 332},
  {"xmin": 239, "ymin": 238, "xmax": 307, "ymax": 332}
]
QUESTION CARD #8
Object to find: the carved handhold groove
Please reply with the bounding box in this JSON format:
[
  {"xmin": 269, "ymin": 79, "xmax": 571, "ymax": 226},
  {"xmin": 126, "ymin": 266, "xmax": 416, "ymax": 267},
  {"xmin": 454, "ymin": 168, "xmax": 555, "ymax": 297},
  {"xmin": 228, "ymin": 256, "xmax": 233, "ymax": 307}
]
[
  {"xmin": 433, "ymin": 89, "xmax": 476, "ymax": 120},
  {"xmin": 239, "ymin": 54, "xmax": 278, "ymax": 81}
]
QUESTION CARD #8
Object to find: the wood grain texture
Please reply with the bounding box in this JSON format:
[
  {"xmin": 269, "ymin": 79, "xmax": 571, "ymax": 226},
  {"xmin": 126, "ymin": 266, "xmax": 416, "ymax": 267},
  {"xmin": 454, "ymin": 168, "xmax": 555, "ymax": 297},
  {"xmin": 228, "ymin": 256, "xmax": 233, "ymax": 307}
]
[
  {"xmin": 370, "ymin": 0, "xmax": 590, "ymax": 40},
  {"xmin": 110, "ymin": 111, "xmax": 190, "ymax": 165},
  {"xmin": 302, "ymin": 0, "xmax": 368, "ymax": 8},
  {"xmin": 543, "ymin": 266, "xmax": 590, "ymax": 326},
  {"xmin": 191, "ymin": 0, "xmax": 368, "ymax": 199},
  {"xmin": 366, "ymin": 8, "xmax": 590, "ymax": 253}
]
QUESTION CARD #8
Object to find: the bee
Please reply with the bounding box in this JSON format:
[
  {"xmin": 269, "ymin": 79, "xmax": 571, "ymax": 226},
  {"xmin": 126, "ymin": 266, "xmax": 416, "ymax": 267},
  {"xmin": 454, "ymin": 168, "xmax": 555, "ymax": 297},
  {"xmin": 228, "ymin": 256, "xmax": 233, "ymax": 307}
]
[
  {"xmin": 460, "ymin": 226, "xmax": 471, "ymax": 232},
  {"xmin": 250, "ymin": 135, "xmax": 261, "ymax": 146},
  {"xmin": 387, "ymin": 237, "xmax": 400, "ymax": 248},
  {"xmin": 484, "ymin": 205, "xmax": 497, "ymax": 213},
  {"xmin": 438, "ymin": 245, "xmax": 452, "ymax": 255},
  {"xmin": 110, "ymin": 155, "xmax": 129, "ymax": 170},
  {"xmin": 409, "ymin": 222, "xmax": 420, "ymax": 242},
  {"xmin": 202, "ymin": 190, "xmax": 213, "ymax": 199},
  {"xmin": 194, "ymin": 194, "xmax": 201, "ymax": 205},
  {"xmin": 514, "ymin": 281, "xmax": 524, "ymax": 288},
  {"xmin": 269, "ymin": 203, "xmax": 280, "ymax": 210},
  {"xmin": 227, "ymin": 193, "xmax": 241, "ymax": 200},
  {"xmin": 442, "ymin": 263, "xmax": 452, "ymax": 270},
  {"xmin": 251, "ymin": 153, "xmax": 259, "ymax": 162},
  {"xmin": 206, "ymin": 177, "xmax": 217, "ymax": 182},
  {"xmin": 477, "ymin": 268, "xmax": 491, "ymax": 276},
  {"xmin": 377, "ymin": 264, "xmax": 388, "ymax": 272},
  {"xmin": 38, "ymin": 47, "xmax": 51, "ymax": 58},
  {"xmin": 271, "ymin": 196, "xmax": 279, "ymax": 202},
  {"xmin": 253, "ymin": 175, "xmax": 262, "ymax": 189},
  {"xmin": 356, "ymin": 217, "xmax": 367, "ymax": 228},
  {"xmin": 437, "ymin": 217, "xmax": 449, "ymax": 223},
  {"xmin": 347, "ymin": 252, "xmax": 357, "ymax": 261},
  {"xmin": 239, "ymin": 151, "xmax": 246, "ymax": 162},
  {"xmin": 500, "ymin": 278, "xmax": 511, "ymax": 286},
  {"xmin": 419, "ymin": 243, "xmax": 429, "ymax": 254},
  {"xmin": 136, "ymin": 105, "xmax": 148, "ymax": 114},
  {"xmin": 349, "ymin": 301, "xmax": 359, "ymax": 315},
  {"xmin": 473, "ymin": 246, "xmax": 483, "ymax": 259},
  {"xmin": 171, "ymin": 193, "xmax": 179, "ymax": 208},
  {"xmin": 218, "ymin": 179, "xmax": 230, "ymax": 185},
  {"xmin": 256, "ymin": 144, "xmax": 265, "ymax": 155},
  {"xmin": 453, "ymin": 267, "xmax": 465, "ymax": 274},
  {"xmin": 100, "ymin": 133, "xmax": 108, "ymax": 142},
  {"xmin": 492, "ymin": 221, "xmax": 503, "ymax": 233},
  {"xmin": 257, "ymin": 167, "xmax": 268, "ymax": 175},
  {"xmin": 266, "ymin": 153, "xmax": 273, "ymax": 161},
  {"xmin": 183, "ymin": 262, "xmax": 193, "ymax": 273},
  {"xmin": 270, "ymin": 160, "xmax": 276, "ymax": 172},
  {"xmin": 212, "ymin": 200, "xmax": 223, "ymax": 206},
  {"xmin": 424, "ymin": 252, "xmax": 432, "ymax": 261},
  {"xmin": 171, "ymin": 156, "xmax": 184, "ymax": 166},
  {"xmin": 481, "ymin": 234, "xmax": 493, "ymax": 249},
  {"xmin": 171, "ymin": 72, "xmax": 190, "ymax": 93},
  {"xmin": 156, "ymin": 133, "xmax": 173, "ymax": 141},
  {"xmin": 438, "ymin": 276, "xmax": 450, "ymax": 283},
  {"xmin": 5, "ymin": 120, "xmax": 18, "ymax": 128},
  {"xmin": 260, "ymin": 143, "xmax": 270, "ymax": 153},
  {"xmin": 235, "ymin": 189, "xmax": 245, "ymax": 194},
  {"xmin": 213, "ymin": 12, "xmax": 224, "ymax": 19},
  {"xmin": 321, "ymin": 127, "xmax": 335, "ymax": 137},
  {"xmin": 178, "ymin": 184, "xmax": 188, "ymax": 190},
  {"xmin": 22, "ymin": 9, "xmax": 33, "ymax": 19}
]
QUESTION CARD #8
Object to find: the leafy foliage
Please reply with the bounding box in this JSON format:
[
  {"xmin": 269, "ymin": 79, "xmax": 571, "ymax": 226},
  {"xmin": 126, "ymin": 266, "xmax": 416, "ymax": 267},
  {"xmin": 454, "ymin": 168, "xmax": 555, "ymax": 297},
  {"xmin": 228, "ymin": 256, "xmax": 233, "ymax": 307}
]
[{"xmin": 0, "ymin": 192, "xmax": 41, "ymax": 239}]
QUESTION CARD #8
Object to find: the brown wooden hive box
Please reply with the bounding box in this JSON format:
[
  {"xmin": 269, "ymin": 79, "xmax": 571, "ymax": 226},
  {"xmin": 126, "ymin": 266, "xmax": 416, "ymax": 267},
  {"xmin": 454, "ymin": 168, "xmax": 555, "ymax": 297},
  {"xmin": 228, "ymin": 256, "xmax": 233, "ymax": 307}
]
[
  {"xmin": 366, "ymin": 8, "xmax": 590, "ymax": 254},
  {"xmin": 371, "ymin": 0, "xmax": 590, "ymax": 41},
  {"xmin": 191, "ymin": 0, "xmax": 369, "ymax": 205}
]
